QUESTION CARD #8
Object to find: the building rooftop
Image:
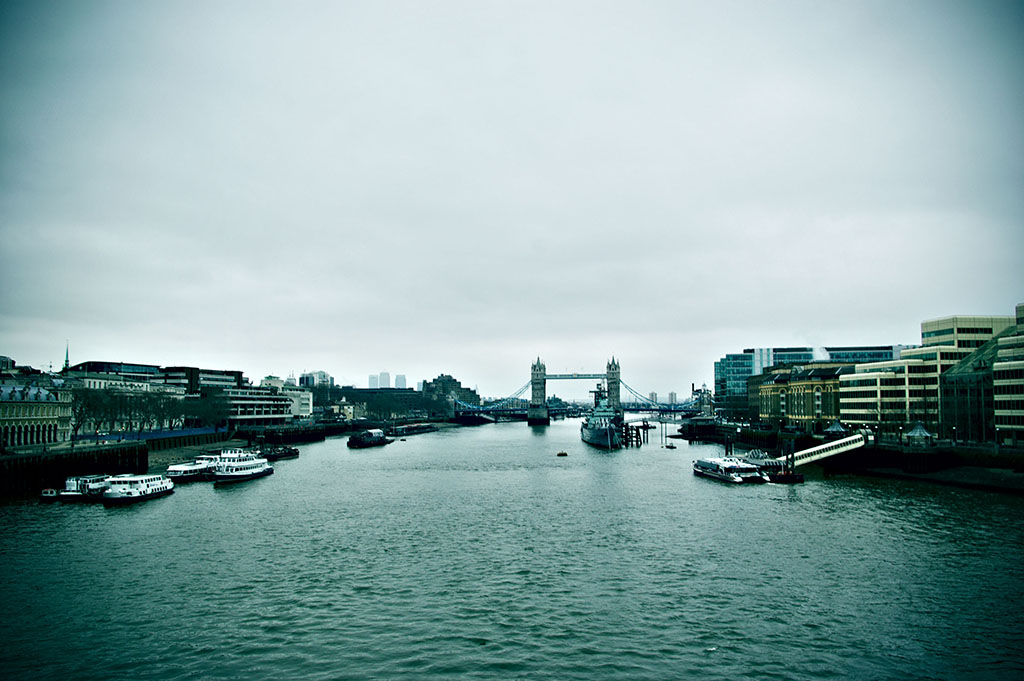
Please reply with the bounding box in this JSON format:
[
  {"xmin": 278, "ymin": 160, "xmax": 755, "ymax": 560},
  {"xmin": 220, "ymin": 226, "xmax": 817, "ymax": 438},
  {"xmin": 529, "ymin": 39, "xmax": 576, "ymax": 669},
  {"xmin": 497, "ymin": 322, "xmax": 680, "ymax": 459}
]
[{"xmin": 0, "ymin": 385, "xmax": 59, "ymax": 401}]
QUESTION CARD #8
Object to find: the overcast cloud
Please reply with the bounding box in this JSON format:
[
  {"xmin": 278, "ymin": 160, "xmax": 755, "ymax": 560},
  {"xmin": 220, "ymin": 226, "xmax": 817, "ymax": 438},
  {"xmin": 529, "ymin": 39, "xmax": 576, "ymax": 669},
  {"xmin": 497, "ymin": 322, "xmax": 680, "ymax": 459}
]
[{"xmin": 1, "ymin": 0, "xmax": 1022, "ymax": 399}]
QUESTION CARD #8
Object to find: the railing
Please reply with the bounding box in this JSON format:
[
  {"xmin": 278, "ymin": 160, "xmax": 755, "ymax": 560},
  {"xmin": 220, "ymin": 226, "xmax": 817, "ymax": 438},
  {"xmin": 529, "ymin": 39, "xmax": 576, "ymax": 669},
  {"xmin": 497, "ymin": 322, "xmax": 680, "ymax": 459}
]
[{"xmin": 779, "ymin": 434, "xmax": 867, "ymax": 468}]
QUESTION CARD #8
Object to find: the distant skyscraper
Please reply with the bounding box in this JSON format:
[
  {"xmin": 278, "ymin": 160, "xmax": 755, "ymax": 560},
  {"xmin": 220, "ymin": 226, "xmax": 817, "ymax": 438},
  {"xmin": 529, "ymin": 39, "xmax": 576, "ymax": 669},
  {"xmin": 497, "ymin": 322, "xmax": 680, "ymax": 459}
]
[
  {"xmin": 395, "ymin": 374, "xmax": 407, "ymax": 389},
  {"xmin": 299, "ymin": 371, "xmax": 333, "ymax": 388},
  {"xmin": 668, "ymin": 392, "xmax": 677, "ymax": 405},
  {"xmin": 369, "ymin": 375, "xmax": 379, "ymax": 389},
  {"xmin": 379, "ymin": 371, "xmax": 390, "ymax": 389},
  {"xmin": 649, "ymin": 392, "xmax": 658, "ymax": 403}
]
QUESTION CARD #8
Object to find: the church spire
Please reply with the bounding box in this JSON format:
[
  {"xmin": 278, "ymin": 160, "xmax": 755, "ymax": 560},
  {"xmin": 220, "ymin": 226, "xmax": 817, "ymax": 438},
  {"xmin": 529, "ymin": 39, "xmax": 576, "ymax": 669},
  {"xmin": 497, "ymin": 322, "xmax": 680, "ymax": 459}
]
[{"xmin": 63, "ymin": 342, "xmax": 69, "ymax": 371}]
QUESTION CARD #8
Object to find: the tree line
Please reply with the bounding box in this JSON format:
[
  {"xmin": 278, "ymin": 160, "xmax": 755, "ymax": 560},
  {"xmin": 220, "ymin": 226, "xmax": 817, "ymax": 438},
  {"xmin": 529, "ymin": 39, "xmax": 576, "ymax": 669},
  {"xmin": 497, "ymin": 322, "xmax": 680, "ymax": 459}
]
[{"xmin": 70, "ymin": 386, "xmax": 230, "ymax": 439}]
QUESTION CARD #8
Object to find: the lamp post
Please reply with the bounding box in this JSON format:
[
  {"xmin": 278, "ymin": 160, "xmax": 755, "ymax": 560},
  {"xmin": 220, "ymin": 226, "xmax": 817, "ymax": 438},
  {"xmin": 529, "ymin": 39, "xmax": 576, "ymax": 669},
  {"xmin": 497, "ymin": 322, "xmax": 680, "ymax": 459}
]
[{"xmin": 952, "ymin": 426, "xmax": 956, "ymax": 445}]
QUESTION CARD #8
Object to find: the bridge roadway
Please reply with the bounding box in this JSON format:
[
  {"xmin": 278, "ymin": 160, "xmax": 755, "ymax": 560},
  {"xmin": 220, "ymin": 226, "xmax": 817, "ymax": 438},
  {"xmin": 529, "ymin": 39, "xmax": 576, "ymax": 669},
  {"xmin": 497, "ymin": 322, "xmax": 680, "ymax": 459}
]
[{"xmin": 456, "ymin": 403, "xmax": 701, "ymax": 418}]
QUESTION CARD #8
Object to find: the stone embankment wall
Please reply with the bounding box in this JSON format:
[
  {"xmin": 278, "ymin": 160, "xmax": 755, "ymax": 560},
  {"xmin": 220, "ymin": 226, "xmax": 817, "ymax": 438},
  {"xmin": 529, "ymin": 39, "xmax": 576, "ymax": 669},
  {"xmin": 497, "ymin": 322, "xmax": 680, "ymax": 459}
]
[
  {"xmin": 0, "ymin": 431, "xmax": 232, "ymax": 496},
  {"xmin": 146, "ymin": 431, "xmax": 231, "ymax": 452},
  {"xmin": 0, "ymin": 442, "xmax": 148, "ymax": 496}
]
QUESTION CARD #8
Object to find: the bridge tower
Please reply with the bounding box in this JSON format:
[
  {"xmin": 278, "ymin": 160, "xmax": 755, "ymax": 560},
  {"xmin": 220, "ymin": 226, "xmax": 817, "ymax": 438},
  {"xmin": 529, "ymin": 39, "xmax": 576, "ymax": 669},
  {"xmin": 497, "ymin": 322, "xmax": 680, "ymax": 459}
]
[
  {"xmin": 528, "ymin": 357, "xmax": 550, "ymax": 425},
  {"xmin": 606, "ymin": 357, "xmax": 621, "ymax": 411}
]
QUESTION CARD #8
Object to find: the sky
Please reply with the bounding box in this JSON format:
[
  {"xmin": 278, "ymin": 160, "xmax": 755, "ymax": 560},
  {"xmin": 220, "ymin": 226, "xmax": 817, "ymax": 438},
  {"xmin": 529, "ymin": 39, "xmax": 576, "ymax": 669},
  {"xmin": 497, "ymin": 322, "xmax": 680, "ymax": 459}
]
[{"xmin": 1, "ymin": 0, "xmax": 1022, "ymax": 401}]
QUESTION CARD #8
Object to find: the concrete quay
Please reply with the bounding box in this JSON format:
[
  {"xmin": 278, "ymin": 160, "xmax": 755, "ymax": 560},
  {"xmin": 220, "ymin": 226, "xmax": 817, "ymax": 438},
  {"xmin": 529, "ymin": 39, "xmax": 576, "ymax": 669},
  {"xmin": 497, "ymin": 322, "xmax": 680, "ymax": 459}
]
[{"xmin": 680, "ymin": 421, "xmax": 1024, "ymax": 496}]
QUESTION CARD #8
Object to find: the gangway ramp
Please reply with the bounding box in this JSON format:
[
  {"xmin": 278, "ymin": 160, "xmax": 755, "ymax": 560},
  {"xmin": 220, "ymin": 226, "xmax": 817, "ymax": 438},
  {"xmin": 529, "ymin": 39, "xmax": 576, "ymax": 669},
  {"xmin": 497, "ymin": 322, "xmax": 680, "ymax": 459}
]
[{"xmin": 778, "ymin": 434, "xmax": 867, "ymax": 468}]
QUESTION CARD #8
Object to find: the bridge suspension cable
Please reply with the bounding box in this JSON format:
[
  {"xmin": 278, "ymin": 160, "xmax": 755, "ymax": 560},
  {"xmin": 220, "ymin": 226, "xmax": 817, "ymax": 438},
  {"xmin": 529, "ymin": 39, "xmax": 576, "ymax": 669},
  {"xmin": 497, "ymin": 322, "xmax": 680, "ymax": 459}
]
[
  {"xmin": 454, "ymin": 381, "xmax": 532, "ymax": 412},
  {"xmin": 619, "ymin": 380, "xmax": 661, "ymax": 406},
  {"xmin": 620, "ymin": 380, "xmax": 699, "ymax": 410}
]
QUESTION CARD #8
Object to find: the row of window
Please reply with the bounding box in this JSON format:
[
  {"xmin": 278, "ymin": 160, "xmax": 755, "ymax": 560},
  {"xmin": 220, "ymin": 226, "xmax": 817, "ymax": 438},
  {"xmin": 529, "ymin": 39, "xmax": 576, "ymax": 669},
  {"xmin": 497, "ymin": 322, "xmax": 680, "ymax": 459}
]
[
  {"xmin": 943, "ymin": 388, "xmax": 993, "ymax": 398},
  {"xmin": 924, "ymin": 327, "xmax": 995, "ymax": 338},
  {"xmin": 909, "ymin": 353, "xmax": 939, "ymax": 361},
  {"xmin": 994, "ymin": 369, "xmax": 1024, "ymax": 380},
  {"xmin": 843, "ymin": 379, "xmax": 879, "ymax": 388},
  {"xmin": 994, "ymin": 384, "xmax": 1024, "ymax": 395},
  {"xmin": 994, "ymin": 415, "xmax": 1024, "ymax": 426},
  {"xmin": 844, "ymin": 398, "xmax": 936, "ymax": 407},
  {"xmin": 1, "ymin": 423, "xmax": 62, "ymax": 446},
  {"xmin": 0, "ymin": 405, "xmax": 64, "ymax": 418},
  {"xmin": 841, "ymin": 390, "xmax": 878, "ymax": 399},
  {"xmin": 993, "ymin": 400, "xmax": 1024, "ymax": 411}
]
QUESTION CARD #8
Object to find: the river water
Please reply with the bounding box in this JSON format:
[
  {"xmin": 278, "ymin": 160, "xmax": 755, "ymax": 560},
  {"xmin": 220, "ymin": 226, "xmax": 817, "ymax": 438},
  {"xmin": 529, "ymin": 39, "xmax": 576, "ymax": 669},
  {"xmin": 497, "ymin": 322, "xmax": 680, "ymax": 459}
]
[{"xmin": 2, "ymin": 419, "xmax": 1023, "ymax": 680}]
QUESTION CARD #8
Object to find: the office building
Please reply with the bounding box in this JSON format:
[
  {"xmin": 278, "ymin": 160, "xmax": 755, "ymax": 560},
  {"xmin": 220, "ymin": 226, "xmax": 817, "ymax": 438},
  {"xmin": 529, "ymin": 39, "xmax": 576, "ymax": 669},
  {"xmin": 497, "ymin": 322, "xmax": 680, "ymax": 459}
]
[
  {"xmin": 161, "ymin": 366, "xmax": 244, "ymax": 394},
  {"xmin": 220, "ymin": 386, "xmax": 293, "ymax": 428},
  {"xmin": 299, "ymin": 371, "xmax": 334, "ymax": 389},
  {"xmin": 261, "ymin": 376, "xmax": 313, "ymax": 418},
  {"xmin": 715, "ymin": 346, "xmax": 904, "ymax": 419},
  {"xmin": 840, "ymin": 312, "xmax": 1014, "ymax": 435},
  {"xmin": 993, "ymin": 304, "xmax": 1024, "ymax": 446}
]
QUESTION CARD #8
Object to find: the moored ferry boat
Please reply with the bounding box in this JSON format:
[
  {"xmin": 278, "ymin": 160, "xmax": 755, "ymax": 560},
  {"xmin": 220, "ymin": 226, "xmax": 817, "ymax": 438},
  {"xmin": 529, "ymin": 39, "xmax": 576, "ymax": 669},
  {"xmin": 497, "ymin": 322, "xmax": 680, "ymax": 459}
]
[
  {"xmin": 391, "ymin": 423, "xmax": 439, "ymax": 437},
  {"xmin": 166, "ymin": 454, "xmax": 220, "ymax": 482},
  {"xmin": 101, "ymin": 474, "xmax": 175, "ymax": 506},
  {"xmin": 347, "ymin": 429, "xmax": 394, "ymax": 449},
  {"xmin": 693, "ymin": 457, "xmax": 769, "ymax": 483},
  {"xmin": 54, "ymin": 475, "xmax": 111, "ymax": 502},
  {"xmin": 580, "ymin": 383, "xmax": 623, "ymax": 450},
  {"xmin": 212, "ymin": 449, "xmax": 274, "ymax": 484},
  {"xmin": 261, "ymin": 445, "xmax": 299, "ymax": 461}
]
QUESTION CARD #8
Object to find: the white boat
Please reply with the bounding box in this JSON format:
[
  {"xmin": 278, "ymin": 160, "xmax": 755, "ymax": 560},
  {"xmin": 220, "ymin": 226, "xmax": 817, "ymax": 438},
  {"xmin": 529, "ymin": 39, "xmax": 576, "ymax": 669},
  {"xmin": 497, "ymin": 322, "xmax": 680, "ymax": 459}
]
[
  {"xmin": 692, "ymin": 457, "xmax": 769, "ymax": 483},
  {"xmin": 212, "ymin": 449, "xmax": 273, "ymax": 484},
  {"xmin": 101, "ymin": 474, "xmax": 175, "ymax": 506},
  {"xmin": 55, "ymin": 475, "xmax": 111, "ymax": 502},
  {"xmin": 166, "ymin": 454, "xmax": 220, "ymax": 482}
]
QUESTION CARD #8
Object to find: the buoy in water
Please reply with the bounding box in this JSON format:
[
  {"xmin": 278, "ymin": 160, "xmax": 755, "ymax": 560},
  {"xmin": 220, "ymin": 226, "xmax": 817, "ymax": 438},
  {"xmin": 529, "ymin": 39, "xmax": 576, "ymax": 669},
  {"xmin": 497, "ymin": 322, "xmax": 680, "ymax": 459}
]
[{"xmin": 556, "ymin": 451, "xmax": 567, "ymax": 457}]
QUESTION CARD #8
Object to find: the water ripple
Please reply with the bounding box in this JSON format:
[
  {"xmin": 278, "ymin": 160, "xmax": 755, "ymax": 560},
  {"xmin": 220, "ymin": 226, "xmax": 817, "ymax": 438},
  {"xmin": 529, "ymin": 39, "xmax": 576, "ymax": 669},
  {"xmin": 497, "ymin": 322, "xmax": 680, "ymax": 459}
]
[{"xmin": 2, "ymin": 424, "xmax": 1024, "ymax": 680}]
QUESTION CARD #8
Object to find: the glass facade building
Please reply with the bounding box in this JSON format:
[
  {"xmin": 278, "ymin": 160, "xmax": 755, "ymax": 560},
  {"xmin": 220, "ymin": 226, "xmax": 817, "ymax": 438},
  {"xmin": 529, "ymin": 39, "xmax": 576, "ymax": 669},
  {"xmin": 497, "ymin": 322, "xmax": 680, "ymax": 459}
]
[{"xmin": 714, "ymin": 346, "xmax": 905, "ymax": 419}]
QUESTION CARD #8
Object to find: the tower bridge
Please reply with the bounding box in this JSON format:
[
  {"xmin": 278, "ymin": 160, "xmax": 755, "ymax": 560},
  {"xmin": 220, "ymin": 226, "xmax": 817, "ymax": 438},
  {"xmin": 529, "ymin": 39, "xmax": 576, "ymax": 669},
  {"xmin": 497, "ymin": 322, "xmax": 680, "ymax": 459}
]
[
  {"xmin": 452, "ymin": 357, "xmax": 701, "ymax": 423},
  {"xmin": 527, "ymin": 357, "xmax": 621, "ymax": 425}
]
